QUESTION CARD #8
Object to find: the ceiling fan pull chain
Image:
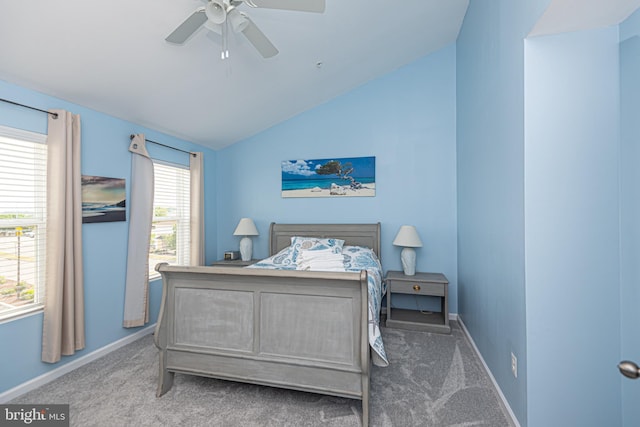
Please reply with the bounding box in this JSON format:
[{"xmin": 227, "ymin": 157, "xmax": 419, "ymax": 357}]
[{"xmin": 221, "ymin": 18, "xmax": 230, "ymax": 60}]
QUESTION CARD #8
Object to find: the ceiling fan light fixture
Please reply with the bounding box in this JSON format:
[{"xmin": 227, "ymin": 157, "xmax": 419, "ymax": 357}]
[
  {"xmin": 205, "ymin": 0, "xmax": 227, "ymax": 25},
  {"xmin": 228, "ymin": 8, "xmax": 249, "ymax": 33},
  {"xmin": 166, "ymin": 0, "xmax": 326, "ymax": 57}
]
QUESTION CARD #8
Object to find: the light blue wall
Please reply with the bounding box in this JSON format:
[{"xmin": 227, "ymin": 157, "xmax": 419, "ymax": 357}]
[
  {"xmin": 619, "ymin": 10, "xmax": 640, "ymax": 427},
  {"xmin": 215, "ymin": 44, "xmax": 458, "ymax": 313},
  {"xmin": 3, "ymin": 4, "xmax": 636, "ymax": 425},
  {"xmin": 524, "ymin": 27, "xmax": 621, "ymax": 427},
  {"xmin": 0, "ymin": 79, "xmax": 218, "ymax": 395},
  {"xmin": 455, "ymin": 0, "xmax": 549, "ymax": 423}
]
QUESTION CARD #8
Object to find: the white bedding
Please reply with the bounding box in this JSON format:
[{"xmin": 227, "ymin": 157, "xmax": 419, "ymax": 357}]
[{"xmin": 248, "ymin": 244, "xmax": 389, "ymax": 367}]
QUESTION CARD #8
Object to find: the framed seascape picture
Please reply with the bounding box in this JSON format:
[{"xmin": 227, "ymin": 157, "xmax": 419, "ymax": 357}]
[
  {"xmin": 281, "ymin": 156, "xmax": 376, "ymax": 198},
  {"xmin": 81, "ymin": 175, "xmax": 126, "ymax": 223}
]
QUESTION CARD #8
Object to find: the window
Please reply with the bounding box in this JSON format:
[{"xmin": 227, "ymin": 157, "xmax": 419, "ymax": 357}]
[
  {"xmin": 148, "ymin": 161, "xmax": 191, "ymax": 279},
  {"xmin": 0, "ymin": 125, "xmax": 47, "ymax": 321}
]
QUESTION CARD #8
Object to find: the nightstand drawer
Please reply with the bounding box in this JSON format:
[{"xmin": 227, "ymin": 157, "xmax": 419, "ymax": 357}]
[{"xmin": 388, "ymin": 280, "xmax": 445, "ymax": 296}]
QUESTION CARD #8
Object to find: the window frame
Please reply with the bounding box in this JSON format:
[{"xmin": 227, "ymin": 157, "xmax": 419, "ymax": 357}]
[{"xmin": 0, "ymin": 125, "xmax": 47, "ymax": 322}]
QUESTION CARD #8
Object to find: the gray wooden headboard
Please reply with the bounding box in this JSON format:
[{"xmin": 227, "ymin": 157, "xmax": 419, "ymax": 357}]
[{"xmin": 269, "ymin": 223, "xmax": 382, "ymax": 261}]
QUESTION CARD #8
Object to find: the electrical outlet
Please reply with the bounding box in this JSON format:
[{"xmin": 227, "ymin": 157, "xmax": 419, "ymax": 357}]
[{"xmin": 511, "ymin": 352, "xmax": 518, "ymax": 378}]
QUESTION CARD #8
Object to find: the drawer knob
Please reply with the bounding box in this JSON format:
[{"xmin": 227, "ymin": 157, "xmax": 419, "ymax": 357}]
[{"xmin": 413, "ymin": 284, "xmax": 421, "ymax": 292}]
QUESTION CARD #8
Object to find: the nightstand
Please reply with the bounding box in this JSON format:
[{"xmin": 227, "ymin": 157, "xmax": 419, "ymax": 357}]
[
  {"xmin": 385, "ymin": 271, "xmax": 450, "ymax": 334},
  {"xmin": 211, "ymin": 259, "xmax": 257, "ymax": 267}
]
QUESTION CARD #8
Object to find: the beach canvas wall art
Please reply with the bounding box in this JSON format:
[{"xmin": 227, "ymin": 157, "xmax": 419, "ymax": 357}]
[
  {"xmin": 282, "ymin": 156, "xmax": 376, "ymax": 198},
  {"xmin": 81, "ymin": 176, "xmax": 126, "ymax": 223}
]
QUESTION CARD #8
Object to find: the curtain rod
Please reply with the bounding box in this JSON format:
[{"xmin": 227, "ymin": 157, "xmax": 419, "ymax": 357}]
[
  {"xmin": 129, "ymin": 134, "xmax": 195, "ymax": 157},
  {"xmin": 0, "ymin": 97, "xmax": 59, "ymax": 119}
]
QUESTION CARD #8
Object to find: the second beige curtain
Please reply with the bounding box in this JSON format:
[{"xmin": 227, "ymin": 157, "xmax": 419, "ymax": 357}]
[
  {"xmin": 190, "ymin": 152, "xmax": 204, "ymax": 266},
  {"xmin": 123, "ymin": 134, "xmax": 154, "ymax": 328}
]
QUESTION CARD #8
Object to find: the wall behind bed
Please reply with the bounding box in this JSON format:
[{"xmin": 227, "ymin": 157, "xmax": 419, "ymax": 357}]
[{"xmin": 215, "ymin": 44, "xmax": 458, "ymax": 313}]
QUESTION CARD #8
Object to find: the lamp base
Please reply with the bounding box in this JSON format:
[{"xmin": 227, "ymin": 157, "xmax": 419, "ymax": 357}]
[
  {"xmin": 400, "ymin": 247, "xmax": 416, "ymax": 276},
  {"xmin": 239, "ymin": 236, "xmax": 253, "ymax": 261}
]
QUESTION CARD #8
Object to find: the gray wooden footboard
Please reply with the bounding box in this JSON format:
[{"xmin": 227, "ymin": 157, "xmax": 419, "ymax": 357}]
[{"xmin": 154, "ymin": 263, "xmax": 371, "ymax": 426}]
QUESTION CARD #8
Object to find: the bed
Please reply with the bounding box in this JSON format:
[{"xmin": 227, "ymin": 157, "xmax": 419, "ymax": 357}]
[{"xmin": 153, "ymin": 223, "xmax": 386, "ymax": 426}]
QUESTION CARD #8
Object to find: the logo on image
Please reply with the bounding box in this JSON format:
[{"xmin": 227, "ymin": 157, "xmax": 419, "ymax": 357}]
[{"xmin": 1, "ymin": 405, "xmax": 69, "ymax": 426}]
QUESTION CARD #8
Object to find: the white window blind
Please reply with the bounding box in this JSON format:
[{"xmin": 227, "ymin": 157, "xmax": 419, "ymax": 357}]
[
  {"xmin": 0, "ymin": 125, "xmax": 47, "ymax": 321},
  {"xmin": 148, "ymin": 161, "xmax": 190, "ymax": 279}
]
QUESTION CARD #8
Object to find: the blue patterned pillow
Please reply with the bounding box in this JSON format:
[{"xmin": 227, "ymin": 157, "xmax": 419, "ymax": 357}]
[
  {"xmin": 290, "ymin": 236, "xmax": 345, "ymax": 263},
  {"xmin": 249, "ymin": 246, "xmax": 297, "ymax": 270},
  {"xmin": 269, "ymin": 246, "xmax": 297, "ymax": 267},
  {"xmin": 342, "ymin": 245, "xmax": 382, "ymax": 271}
]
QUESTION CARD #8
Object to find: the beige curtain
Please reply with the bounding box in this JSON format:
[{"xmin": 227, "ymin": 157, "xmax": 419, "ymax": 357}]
[
  {"xmin": 190, "ymin": 152, "xmax": 204, "ymax": 266},
  {"xmin": 42, "ymin": 109, "xmax": 85, "ymax": 363},
  {"xmin": 123, "ymin": 135, "xmax": 154, "ymax": 328}
]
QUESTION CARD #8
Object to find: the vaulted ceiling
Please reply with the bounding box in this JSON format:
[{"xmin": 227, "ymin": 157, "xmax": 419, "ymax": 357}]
[
  {"xmin": 0, "ymin": 0, "xmax": 469, "ymax": 149},
  {"xmin": 0, "ymin": 1, "xmax": 638, "ymax": 150}
]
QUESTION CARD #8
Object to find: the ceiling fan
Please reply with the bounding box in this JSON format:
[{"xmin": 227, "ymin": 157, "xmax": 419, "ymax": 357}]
[{"xmin": 166, "ymin": 0, "xmax": 326, "ymax": 59}]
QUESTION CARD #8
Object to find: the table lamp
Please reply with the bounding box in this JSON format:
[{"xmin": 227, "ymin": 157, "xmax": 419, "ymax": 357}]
[
  {"xmin": 392, "ymin": 225, "xmax": 423, "ymax": 276},
  {"xmin": 233, "ymin": 218, "xmax": 259, "ymax": 261}
]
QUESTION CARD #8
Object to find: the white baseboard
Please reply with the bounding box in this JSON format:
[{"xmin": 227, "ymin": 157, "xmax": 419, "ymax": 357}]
[
  {"xmin": 457, "ymin": 316, "xmax": 521, "ymax": 427},
  {"xmin": 0, "ymin": 324, "xmax": 156, "ymax": 403}
]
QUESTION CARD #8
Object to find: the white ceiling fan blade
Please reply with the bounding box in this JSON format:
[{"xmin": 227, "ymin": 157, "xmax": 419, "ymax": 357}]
[
  {"xmin": 245, "ymin": 0, "xmax": 325, "ymax": 13},
  {"xmin": 241, "ymin": 16, "xmax": 279, "ymax": 58},
  {"xmin": 166, "ymin": 8, "xmax": 208, "ymax": 44}
]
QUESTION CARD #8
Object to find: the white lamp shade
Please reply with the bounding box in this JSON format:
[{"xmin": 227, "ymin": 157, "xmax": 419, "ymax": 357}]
[
  {"xmin": 233, "ymin": 218, "xmax": 259, "ymax": 236},
  {"xmin": 392, "ymin": 225, "xmax": 423, "ymax": 248},
  {"xmin": 205, "ymin": 0, "xmax": 227, "ymax": 25}
]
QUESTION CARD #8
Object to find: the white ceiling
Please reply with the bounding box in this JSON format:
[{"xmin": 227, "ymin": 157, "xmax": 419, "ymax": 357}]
[
  {"xmin": 3, "ymin": 1, "xmax": 639, "ymax": 150},
  {"xmin": 0, "ymin": 0, "xmax": 469, "ymax": 150},
  {"xmin": 530, "ymin": 0, "xmax": 640, "ymax": 37}
]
